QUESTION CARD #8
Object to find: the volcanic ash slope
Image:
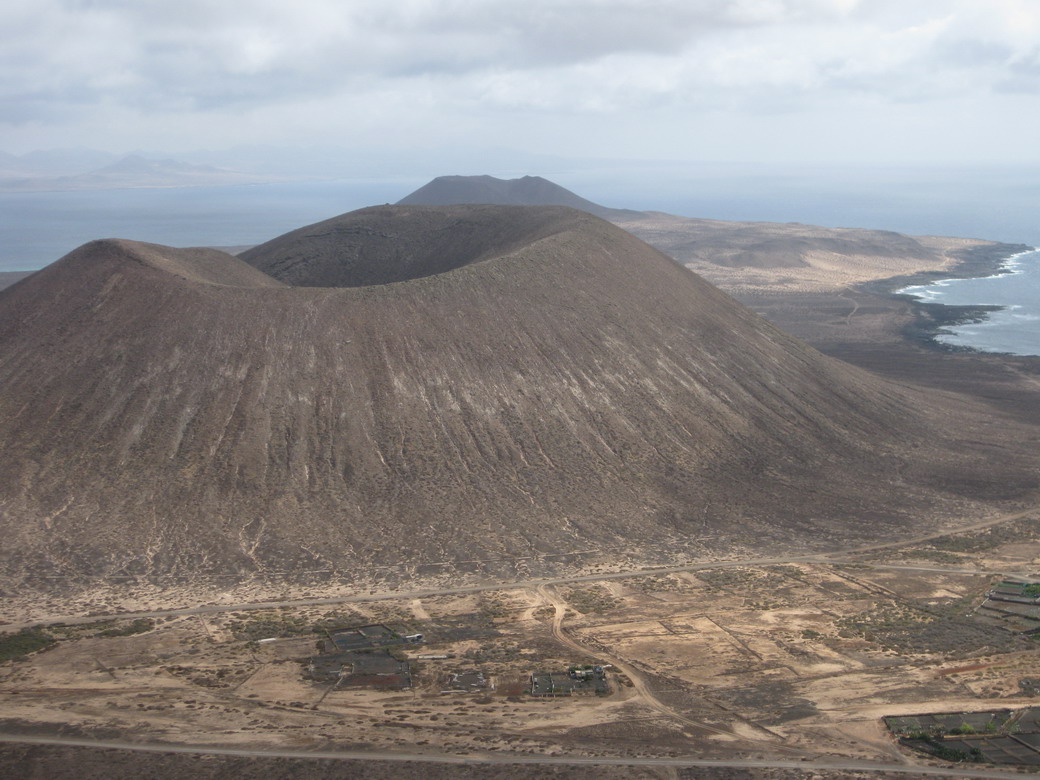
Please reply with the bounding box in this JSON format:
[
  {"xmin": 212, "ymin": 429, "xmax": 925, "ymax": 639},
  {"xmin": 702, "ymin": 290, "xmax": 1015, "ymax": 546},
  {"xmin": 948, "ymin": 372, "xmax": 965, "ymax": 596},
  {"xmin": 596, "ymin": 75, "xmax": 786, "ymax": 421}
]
[
  {"xmin": 0, "ymin": 206, "xmax": 1025, "ymax": 588},
  {"xmin": 396, "ymin": 173, "xmax": 642, "ymax": 220}
]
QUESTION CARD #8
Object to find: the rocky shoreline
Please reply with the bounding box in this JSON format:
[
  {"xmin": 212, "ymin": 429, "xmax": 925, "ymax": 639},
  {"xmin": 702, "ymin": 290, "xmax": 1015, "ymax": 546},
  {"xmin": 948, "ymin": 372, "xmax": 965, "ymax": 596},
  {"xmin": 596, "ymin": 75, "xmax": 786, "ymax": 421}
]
[{"xmin": 858, "ymin": 241, "xmax": 1034, "ymax": 354}]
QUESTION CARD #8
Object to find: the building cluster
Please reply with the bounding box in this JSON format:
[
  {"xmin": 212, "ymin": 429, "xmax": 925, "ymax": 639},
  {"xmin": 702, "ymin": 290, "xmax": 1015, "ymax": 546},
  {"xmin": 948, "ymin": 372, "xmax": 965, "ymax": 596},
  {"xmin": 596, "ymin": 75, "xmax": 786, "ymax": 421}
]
[{"xmin": 304, "ymin": 623, "xmax": 611, "ymax": 698}]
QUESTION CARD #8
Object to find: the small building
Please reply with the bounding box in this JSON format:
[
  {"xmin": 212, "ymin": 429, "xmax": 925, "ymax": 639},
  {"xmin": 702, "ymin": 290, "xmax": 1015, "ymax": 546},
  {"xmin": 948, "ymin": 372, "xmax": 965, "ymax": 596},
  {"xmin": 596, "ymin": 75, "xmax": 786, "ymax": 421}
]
[
  {"xmin": 306, "ymin": 648, "xmax": 412, "ymax": 689},
  {"xmin": 446, "ymin": 670, "xmax": 488, "ymax": 692},
  {"xmin": 325, "ymin": 624, "xmax": 423, "ymax": 652}
]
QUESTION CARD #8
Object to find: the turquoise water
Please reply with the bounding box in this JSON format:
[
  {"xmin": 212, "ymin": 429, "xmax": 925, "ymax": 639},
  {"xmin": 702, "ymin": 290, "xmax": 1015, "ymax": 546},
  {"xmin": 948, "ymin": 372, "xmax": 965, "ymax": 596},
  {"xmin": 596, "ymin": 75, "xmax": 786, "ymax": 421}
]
[{"xmin": 900, "ymin": 250, "xmax": 1040, "ymax": 356}]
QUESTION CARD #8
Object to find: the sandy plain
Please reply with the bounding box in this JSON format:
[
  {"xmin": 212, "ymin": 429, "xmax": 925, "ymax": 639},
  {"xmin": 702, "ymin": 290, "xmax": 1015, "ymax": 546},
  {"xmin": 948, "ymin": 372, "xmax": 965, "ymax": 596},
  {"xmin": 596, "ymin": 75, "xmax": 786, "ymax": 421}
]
[
  {"xmin": 4, "ymin": 512, "xmax": 1040, "ymax": 777},
  {"xmin": 615, "ymin": 213, "xmax": 985, "ymax": 295}
]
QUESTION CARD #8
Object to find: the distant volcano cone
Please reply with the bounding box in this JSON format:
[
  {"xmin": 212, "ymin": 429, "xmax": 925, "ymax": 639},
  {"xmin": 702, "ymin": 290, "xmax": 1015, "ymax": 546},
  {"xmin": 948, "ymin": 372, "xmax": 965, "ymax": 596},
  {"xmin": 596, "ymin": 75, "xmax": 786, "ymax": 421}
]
[
  {"xmin": 0, "ymin": 205, "xmax": 1029, "ymax": 590},
  {"xmin": 397, "ymin": 174, "xmax": 641, "ymax": 220}
]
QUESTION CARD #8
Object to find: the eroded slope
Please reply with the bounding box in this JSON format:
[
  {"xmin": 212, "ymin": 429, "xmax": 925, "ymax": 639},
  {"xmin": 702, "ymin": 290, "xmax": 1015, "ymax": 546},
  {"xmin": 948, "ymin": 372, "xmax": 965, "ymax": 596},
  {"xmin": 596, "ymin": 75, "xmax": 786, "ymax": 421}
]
[
  {"xmin": 0, "ymin": 207, "xmax": 1032, "ymax": 593},
  {"xmin": 396, "ymin": 175, "xmax": 641, "ymax": 220}
]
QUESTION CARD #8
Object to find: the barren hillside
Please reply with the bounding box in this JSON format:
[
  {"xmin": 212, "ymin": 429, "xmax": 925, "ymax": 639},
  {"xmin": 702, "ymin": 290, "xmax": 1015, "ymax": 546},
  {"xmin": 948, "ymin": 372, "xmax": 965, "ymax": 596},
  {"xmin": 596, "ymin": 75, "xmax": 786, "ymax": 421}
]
[
  {"xmin": 397, "ymin": 174, "xmax": 641, "ymax": 220},
  {"xmin": 610, "ymin": 212, "xmax": 1009, "ymax": 298},
  {"xmin": 0, "ymin": 206, "xmax": 1034, "ymax": 594},
  {"xmin": 396, "ymin": 176, "xmax": 970, "ymax": 293}
]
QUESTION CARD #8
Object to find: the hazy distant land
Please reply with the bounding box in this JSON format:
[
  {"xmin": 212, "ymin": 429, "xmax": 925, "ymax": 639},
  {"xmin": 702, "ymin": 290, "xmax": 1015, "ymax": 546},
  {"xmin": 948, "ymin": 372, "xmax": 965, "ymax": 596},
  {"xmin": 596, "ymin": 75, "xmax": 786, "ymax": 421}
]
[{"xmin": 0, "ymin": 154, "xmax": 274, "ymax": 192}]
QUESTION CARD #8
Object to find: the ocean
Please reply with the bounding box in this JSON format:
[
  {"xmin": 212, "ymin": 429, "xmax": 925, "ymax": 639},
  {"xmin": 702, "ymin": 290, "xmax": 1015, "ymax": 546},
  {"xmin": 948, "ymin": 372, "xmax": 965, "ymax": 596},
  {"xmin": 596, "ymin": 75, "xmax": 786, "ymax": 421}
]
[
  {"xmin": 1, "ymin": 164, "xmax": 1038, "ymax": 355},
  {"xmin": 899, "ymin": 250, "xmax": 1040, "ymax": 357},
  {"xmin": 0, "ymin": 178, "xmax": 424, "ymax": 272}
]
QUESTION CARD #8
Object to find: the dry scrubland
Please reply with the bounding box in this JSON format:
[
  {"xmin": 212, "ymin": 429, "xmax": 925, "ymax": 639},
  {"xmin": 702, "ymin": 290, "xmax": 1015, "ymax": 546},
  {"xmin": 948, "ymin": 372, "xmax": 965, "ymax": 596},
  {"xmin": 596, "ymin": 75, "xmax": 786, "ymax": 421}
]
[
  {"xmin": 3, "ymin": 516, "xmax": 1040, "ymax": 772},
  {"xmin": 615, "ymin": 213, "xmax": 982, "ymax": 295}
]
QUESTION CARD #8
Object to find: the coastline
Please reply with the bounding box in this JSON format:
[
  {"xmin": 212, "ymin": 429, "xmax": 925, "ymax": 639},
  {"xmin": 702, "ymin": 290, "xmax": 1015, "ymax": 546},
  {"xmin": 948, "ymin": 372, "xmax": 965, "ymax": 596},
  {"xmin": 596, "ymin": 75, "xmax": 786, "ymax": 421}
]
[{"xmin": 856, "ymin": 241, "xmax": 1034, "ymax": 354}]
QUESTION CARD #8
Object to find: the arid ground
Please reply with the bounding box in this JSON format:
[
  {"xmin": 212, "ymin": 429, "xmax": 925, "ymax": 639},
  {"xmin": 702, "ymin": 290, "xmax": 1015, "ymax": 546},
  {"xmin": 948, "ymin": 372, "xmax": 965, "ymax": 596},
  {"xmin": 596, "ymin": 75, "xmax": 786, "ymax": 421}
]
[
  {"xmin": 4, "ymin": 198, "xmax": 1040, "ymax": 778},
  {"xmin": 3, "ymin": 513, "xmax": 1040, "ymax": 778},
  {"xmin": 613, "ymin": 213, "xmax": 1040, "ymax": 428}
]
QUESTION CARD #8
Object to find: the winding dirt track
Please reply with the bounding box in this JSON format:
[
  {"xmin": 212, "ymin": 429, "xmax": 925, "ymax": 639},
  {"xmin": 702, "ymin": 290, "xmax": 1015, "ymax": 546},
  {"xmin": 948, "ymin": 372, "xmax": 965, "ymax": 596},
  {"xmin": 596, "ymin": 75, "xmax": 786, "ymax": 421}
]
[
  {"xmin": 7, "ymin": 504, "xmax": 1036, "ymax": 632},
  {"xmin": 535, "ymin": 584, "xmax": 806, "ymax": 753},
  {"xmin": 2, "ymin": 505, "xmax": 1038, "ymax": 774}
]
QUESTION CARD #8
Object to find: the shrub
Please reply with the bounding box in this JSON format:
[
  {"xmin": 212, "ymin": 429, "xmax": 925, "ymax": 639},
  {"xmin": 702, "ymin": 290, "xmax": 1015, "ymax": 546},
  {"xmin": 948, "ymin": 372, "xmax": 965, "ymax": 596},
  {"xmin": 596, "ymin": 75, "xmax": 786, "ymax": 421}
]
[
  {"xmin": 0, "ymin": 628, "xmax": 56, "ymax": 662},
  {"xmin": 97, "ymin": 618, "xmax": 154, "ymax": 637}
]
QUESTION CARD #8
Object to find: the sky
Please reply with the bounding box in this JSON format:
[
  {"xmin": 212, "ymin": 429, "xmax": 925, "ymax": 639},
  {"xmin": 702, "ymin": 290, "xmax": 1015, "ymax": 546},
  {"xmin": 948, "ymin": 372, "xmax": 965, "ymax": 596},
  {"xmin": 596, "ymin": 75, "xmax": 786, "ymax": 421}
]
[{"xmin": 2, "ymin": 0, "xmax": 1040, "ymax": 166}]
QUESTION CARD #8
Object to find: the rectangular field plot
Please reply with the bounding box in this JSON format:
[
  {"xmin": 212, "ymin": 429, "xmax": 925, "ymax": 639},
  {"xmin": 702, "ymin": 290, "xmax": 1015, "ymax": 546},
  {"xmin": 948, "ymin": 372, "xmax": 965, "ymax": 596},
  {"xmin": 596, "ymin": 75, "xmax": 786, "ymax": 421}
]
[
  {"xmin": 887, "ymin": 707, "xmax": 1040, "ymax": 768},
  {"xmin": 578, "ymin": 616, "xmax": 761, "ymax": 683},
  {"xmin": 884, "ymin": 709, "xmax": 1011, "ymax": 735},
  {"xmin": 943, "ymin": 737, "xmax": 1040, "ymax": 765},
  {"xmin": 1012, "ymin": 707, "xmax": 1040, "ymax": 732},
  {"xmin": 1012, "ymin": 732, "xmax": 1040, "ymax": 748}
]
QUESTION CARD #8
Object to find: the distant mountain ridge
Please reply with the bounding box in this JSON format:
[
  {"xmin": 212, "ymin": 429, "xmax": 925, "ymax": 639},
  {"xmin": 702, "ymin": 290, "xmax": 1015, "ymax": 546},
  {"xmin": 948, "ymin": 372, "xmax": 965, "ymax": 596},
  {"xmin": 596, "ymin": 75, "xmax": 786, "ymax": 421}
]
[
  {"xmin": 93, "ymin": 154, "xmax": 222, "ymax": 177},
  {"xmin": 0, "ymin": 147, "xmax": 118, "ymax": 177},
  {"xmin": 396, "ymin": 175, "xmax": 954, "ymax": 271},
  {"xmin": 397, "ymin": 174, "xmax": 643, "ymax": 220},
  {"xmin": 0, "ymin": 154, "xmax": 264, "ymax": 192}
]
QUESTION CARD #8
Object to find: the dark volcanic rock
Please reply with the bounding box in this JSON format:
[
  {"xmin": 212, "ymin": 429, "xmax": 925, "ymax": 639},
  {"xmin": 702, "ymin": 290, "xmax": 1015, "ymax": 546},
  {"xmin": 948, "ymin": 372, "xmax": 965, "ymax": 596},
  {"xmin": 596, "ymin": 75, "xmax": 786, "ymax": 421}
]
[
  {"xmin": 0, "ymin": 206, "xmax": 1028, "ymax": 588},
  {"xmin": 397, "ymin": 174, "xmax": 642, "ymax": 220},
  {"xmin": 240, "ymin": 204, "xmax": 594, "ymax": 287},
  {"xmin": 0, "ymin": 271, "xmax": 33, "ymax": 292}
]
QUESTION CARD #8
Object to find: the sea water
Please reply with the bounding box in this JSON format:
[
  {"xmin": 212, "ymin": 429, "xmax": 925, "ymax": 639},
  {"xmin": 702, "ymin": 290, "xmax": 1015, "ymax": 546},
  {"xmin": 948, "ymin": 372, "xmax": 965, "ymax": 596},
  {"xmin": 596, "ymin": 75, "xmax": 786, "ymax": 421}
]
[
  {"xmin": 899, "ymin": 250, "xmax": 1040, "ymax": 357},
  {"xmin": 2, "ymin": 165, "xmax": 1039, "ymax": 356},
  {"xmin": 0, "ymin": 178, "xmax": 424, "ymax": 272},
  {"xmin": 556, "ymin": 164, "xmax": 1040, "ymax": 358}
]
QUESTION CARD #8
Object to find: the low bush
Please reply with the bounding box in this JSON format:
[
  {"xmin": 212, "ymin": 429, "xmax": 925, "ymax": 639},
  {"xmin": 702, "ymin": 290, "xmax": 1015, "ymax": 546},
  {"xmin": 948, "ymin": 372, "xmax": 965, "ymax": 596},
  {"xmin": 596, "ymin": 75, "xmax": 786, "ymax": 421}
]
[
  {"xmin": 97, "ymin": 618, "xmax": 154, "ymax": 637},
  {"xmin": 0, "ymin": 628, "xmax": 56, "ymax": 662}
]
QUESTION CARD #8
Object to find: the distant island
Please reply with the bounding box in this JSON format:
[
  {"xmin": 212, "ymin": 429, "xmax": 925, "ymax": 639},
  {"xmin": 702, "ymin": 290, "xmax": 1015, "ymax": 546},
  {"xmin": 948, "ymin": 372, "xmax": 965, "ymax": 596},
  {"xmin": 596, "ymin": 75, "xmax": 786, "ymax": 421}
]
[{"xmin": 0, "ymin": 153, "xmax": 271, "ymax": 192}]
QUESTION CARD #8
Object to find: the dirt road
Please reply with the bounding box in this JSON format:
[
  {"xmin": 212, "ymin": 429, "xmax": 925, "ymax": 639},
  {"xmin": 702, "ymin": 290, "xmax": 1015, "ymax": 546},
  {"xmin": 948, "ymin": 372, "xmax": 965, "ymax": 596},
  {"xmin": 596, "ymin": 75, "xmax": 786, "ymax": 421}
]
[
  {"xmin": 7, "ymin": 504, "xmax": 1035, "ymax": 631},
  {"xmin": 535, "ymin": 584, "xmax": 803, "ymax": 752},
  {"xmin": 0, "ymin": 734, "xmax": 1032, "ymax": 779},
  {"xmin": 12, "ymin": 501, "xmax": 1035, "ymax": 636}
]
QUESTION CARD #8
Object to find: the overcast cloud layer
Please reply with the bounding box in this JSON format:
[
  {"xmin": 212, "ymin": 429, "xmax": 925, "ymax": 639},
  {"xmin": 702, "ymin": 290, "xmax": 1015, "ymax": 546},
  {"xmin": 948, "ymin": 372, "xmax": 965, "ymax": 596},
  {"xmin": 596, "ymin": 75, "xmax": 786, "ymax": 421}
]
[{"xmin": 2, "ymin": 0, "xmax": 1039, "ymax": 164}]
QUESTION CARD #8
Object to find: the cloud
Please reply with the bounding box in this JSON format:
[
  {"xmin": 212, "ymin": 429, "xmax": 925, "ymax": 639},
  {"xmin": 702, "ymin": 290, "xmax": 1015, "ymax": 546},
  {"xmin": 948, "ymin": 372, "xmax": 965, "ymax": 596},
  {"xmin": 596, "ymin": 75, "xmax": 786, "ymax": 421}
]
[
  {"xmin": 0, "ymin": 1, "xmax": 929, "ymax": 113},
  {"xmin": 1, "ymin": 0, "xmax": 1040, "ymax": 162}
]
